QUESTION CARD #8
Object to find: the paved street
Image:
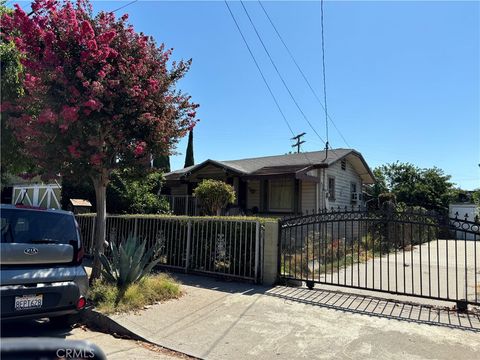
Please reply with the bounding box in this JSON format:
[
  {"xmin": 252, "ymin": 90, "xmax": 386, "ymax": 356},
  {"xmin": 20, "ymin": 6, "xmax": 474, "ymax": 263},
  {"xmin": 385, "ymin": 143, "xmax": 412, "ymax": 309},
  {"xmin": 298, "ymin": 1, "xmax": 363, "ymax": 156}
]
[{"xmin": 0, "ymin": 319, "xmax": 187, "ymax": 359}]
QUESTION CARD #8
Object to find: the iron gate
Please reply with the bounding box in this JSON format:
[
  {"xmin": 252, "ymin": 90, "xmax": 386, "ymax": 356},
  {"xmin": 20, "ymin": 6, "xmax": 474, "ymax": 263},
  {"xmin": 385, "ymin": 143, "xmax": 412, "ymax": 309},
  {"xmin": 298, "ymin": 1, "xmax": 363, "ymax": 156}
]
[{"xmin": 279, "ymin": 208, "xmax": 480, "ymax": 307}]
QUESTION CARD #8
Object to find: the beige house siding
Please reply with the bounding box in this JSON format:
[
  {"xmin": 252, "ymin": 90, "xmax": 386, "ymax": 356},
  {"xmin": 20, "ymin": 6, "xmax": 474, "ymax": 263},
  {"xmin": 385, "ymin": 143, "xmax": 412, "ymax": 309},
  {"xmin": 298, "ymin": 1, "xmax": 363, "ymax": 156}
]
[
  {"xmin": 324, "ymin": 159, "xmax": 363, "ymax": 209},
  {"xmin": 301, "ymin": 181, "xmax": 316, "ymax": 213},
  {"xmin": 246, "ymin": 180, "xmax": 260, "ymax": 209}
]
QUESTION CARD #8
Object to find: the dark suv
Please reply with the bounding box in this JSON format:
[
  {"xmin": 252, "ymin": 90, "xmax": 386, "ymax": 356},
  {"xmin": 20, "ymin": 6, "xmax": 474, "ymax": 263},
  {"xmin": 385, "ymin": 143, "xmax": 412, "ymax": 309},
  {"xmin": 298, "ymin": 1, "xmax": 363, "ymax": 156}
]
[{"xmin": 0, "ymin": 204, "xmax": 88, "ymax": 324}]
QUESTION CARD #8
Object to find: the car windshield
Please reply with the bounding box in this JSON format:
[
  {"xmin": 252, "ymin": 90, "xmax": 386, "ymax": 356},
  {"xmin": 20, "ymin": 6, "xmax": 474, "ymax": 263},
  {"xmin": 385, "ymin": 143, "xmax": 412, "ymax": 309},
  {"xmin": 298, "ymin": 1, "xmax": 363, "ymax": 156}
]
[{"xmin": 1, "ymin": 209, "xmax": 77, "ymax": 244}]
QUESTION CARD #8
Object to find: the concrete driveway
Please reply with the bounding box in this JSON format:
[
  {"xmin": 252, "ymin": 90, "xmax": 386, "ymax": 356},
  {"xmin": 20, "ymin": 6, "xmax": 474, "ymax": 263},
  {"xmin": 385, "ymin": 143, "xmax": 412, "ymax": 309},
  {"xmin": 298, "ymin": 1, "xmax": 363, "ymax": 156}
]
[
  {"xmin": 112, "ymin": 274, "xmax": 480, "ymax": 360},
  {"xmin": 316, "ymin": 239, "xmax": 480, "ymax": 303}
]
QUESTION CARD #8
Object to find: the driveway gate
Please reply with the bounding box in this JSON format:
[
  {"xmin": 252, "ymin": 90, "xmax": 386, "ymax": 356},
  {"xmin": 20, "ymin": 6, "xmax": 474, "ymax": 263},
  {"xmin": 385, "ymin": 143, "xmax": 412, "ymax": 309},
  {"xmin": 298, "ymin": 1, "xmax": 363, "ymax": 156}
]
[{"xmin": 278, "ymin": 208, "xmax": 480, "ymax": 308}]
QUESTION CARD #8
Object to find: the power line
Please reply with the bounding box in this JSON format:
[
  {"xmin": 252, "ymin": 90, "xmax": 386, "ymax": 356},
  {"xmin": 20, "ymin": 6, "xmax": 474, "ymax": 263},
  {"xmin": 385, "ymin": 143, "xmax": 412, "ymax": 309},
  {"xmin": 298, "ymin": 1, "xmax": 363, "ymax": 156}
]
[
  {"xmin": 239, "ymin": 1, "xmax": 331, "ymax": 150},
  {"xmin": 224, "ymin": 1, "xmax": 296, "ymax": 138},
  {"xmin": 111, "ymin": 0, "xmax": 138, "ymax": 14},
  {"xmin": 320, "ymin": 0, "xmax": 329, "ymax": 151},
  {"xmin": 258, "ymin": 1, "xmax": 351, "ymax": 149}
]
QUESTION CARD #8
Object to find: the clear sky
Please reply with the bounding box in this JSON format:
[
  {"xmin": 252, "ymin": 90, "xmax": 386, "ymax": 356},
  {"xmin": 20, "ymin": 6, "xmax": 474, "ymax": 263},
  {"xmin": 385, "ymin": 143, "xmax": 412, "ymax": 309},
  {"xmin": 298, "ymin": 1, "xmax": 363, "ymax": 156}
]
[{"xmin": 17, "ymin": 1, "xmax": 480, "ymax": 189}]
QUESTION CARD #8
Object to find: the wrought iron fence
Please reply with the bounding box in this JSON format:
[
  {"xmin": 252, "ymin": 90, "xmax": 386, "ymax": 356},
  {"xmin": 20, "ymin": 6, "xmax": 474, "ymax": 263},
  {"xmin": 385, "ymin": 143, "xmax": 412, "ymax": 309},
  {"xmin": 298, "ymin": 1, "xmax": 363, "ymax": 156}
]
[
  {"xmin": 76, "ymin": 214, "xmax": 262, "ymax": 282},
  {"xmin": 279, "ymin": 208, "xmax": 480, "ymax": 307}
]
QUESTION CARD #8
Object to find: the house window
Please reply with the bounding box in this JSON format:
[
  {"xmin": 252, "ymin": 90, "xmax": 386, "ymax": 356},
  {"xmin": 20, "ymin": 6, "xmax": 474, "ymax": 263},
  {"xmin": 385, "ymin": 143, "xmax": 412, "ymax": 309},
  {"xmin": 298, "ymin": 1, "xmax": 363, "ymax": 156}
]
[
  {"xmin": 351, "ymin": 183, "xmax": 357, "ymax": 193},
  {"xmin": 341, "ymin": 159, "xmax": 346, "ymax": 170},
  {"xmin": 268, "ymin": 178, "xmax": 293, "ymax": 212},
  {"xmin": 328, "ymin": 177, "xmax": 336, "ymax": 201}
]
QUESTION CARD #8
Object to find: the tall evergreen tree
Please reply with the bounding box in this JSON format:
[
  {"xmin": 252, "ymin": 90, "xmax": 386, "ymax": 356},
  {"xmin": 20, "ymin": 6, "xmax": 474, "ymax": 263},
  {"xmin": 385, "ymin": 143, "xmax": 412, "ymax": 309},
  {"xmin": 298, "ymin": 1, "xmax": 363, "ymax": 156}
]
[
  {"xmin": 153, "ymin": 155, "xmax": 171, "ymax": 173},
  {"xmin": 184, "ymin": 129, "xmax": 195, "ymax": 168}
]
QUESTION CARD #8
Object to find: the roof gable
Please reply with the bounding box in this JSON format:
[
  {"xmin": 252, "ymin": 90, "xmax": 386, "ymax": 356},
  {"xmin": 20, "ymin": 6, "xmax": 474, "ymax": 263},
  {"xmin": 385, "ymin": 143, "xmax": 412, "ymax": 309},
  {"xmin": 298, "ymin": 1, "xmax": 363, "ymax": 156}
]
[{"xmin": 165, "ymin": 148, "xmax": 375, "ymax": 184}]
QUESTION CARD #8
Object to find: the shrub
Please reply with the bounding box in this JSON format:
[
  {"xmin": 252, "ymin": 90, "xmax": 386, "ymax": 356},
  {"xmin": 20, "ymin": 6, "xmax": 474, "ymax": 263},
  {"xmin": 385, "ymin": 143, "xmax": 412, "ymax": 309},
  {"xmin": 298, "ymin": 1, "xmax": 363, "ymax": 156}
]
[
  {"xmin": 89, "ymin": 274, "xmax": 181, "ymax": 314},
  {"xmin": 62, "ymin": 169, "xmax": 170, "ymax": 214},
  {"xmin": 99, "ymin": 235, "xmax": 163, "ymax": 291},
  {"xmin": 108, "ymin": 169, "xmax": 170, "ymax": 214},
  {"xmin": 193, "ymin": 179, "xmax": 236, "ymax": 216}
]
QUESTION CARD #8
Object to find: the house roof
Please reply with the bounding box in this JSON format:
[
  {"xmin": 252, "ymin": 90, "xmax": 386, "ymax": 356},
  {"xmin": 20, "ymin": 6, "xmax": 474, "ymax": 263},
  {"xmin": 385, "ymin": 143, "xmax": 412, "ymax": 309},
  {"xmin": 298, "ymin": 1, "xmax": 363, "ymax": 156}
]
[{"xmin": 165, "ymin": 148, "xmax": 375, "ymax": 184}]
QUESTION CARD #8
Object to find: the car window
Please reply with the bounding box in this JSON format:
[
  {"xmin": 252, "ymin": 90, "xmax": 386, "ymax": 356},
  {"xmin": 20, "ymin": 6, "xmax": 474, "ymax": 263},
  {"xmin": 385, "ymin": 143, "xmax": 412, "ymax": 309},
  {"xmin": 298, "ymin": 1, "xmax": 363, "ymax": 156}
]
[{"xmin": 1, "ymin": 209, "xmax": 77, "ymax": 244}]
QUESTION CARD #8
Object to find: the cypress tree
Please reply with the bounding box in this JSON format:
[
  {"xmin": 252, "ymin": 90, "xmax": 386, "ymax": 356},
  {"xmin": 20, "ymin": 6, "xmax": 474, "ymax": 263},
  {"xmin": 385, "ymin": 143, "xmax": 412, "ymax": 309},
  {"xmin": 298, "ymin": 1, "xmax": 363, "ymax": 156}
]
[
  {"xmin": 184, "ymin": 129, "xmax": 195, "ymax": 168},
  {"xmin": 153, "ymin": 154, "xmax": 171, "ymax": 173}
]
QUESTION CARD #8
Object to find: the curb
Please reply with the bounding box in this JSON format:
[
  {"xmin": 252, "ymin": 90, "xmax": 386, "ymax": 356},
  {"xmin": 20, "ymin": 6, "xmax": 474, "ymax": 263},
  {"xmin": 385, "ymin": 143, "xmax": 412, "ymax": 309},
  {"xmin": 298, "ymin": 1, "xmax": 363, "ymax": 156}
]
[{"xmin": 81, "ymin": 307, "xmax": 201, "ymax": 359}]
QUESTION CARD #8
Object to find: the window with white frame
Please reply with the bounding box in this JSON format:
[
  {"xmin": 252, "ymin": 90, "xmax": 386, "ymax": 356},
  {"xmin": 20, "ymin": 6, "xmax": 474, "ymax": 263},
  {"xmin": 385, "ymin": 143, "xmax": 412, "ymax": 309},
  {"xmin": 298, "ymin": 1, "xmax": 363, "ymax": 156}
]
[{"xmin": 268, "ymin": 178, "xmax": 294, "ymax": 212}]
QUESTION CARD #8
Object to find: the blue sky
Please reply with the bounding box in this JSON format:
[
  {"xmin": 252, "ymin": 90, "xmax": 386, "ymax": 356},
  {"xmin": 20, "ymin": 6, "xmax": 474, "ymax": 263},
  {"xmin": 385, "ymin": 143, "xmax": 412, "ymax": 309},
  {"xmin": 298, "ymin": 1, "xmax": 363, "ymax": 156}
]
[{"xmin": 18, "ymin": 1, "xmax": 480, "ymax": 189}]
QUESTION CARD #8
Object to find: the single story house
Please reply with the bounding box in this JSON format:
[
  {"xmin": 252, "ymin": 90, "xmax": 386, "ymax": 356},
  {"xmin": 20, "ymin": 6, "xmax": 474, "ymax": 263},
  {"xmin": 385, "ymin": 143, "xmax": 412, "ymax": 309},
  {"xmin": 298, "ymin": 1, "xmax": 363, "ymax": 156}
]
[{"xmin": 163, "ymin": 148, "xmax": 375, "ymax": 216}]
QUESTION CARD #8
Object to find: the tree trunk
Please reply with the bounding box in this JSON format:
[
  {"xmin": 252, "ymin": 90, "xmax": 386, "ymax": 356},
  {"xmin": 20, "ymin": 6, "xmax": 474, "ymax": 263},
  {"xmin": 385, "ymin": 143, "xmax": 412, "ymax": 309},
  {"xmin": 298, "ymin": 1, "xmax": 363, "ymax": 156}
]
[{"xmin": 90, "ymin": 173, "xmax": 108, "ymax": 282}]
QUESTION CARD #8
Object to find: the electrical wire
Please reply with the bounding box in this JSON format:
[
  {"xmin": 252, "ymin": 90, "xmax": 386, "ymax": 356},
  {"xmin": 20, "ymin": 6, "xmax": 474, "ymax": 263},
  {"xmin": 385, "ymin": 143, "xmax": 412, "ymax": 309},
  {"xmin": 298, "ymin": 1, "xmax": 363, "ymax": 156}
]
[
  {"xmin": 111, "ymin": 0, "xmax": 138, "ymax": 14},
  {"xmin": 257, "ymin": 1, "xmax": 351, "ymax": 149},
  {"xmin": 224, "ymin": 1, "xmax": 296, "ymax": 138},
  {"xmin": 240, "ymin": 1, "xmax": 340, "ymax": 159}
]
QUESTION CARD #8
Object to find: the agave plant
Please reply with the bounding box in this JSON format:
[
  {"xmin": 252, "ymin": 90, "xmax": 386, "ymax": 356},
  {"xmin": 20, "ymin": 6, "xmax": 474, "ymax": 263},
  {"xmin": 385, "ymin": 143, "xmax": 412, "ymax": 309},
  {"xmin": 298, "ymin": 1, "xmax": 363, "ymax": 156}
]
[{"xmin": 99, "ymin": 235, "xmax": 162, "ymax": 289}]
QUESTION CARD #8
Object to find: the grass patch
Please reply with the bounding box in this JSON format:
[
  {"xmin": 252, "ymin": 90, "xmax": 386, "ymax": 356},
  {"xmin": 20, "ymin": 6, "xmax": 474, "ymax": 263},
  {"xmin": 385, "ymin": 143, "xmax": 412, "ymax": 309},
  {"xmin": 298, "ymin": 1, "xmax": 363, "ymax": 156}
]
[{"xmin": 89, "ymin": 273, "xmax": 182, "ymax": 314}]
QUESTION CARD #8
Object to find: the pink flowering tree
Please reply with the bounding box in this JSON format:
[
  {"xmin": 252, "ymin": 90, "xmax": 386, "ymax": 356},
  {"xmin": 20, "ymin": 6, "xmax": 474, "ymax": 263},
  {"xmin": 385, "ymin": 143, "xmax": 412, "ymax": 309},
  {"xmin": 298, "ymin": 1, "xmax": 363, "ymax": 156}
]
[{"xmin": 1, "ymin": 0, "xmax": 198, "ymax": 280}]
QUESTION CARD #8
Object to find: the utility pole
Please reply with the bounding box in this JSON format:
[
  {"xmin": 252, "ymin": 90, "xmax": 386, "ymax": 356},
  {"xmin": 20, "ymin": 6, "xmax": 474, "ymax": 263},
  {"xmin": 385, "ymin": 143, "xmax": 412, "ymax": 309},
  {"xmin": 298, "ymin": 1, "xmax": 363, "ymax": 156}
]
[{"xmin": 291, "ymin": 132, "xmax": 306, "ymax": 153}]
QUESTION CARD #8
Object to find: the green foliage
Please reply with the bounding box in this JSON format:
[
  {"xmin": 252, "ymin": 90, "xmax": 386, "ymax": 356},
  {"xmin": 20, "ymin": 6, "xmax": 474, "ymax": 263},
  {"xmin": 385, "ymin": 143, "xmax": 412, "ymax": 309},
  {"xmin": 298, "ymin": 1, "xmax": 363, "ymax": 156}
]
[
  {"xmin": 473, "ymin": 189, "xmax": 480, "ymax": 206},
  {"xmin": 108, "ymin": 169, "xmax": 169, "ymax": 214},
  {"xmin": 193, "ymin": 179, "xmax": 236, "ymax": 215},
  {"xmin": 367, "ymin": 162, "xmax": 454, "ymax": 212},
  {"xmin": 89, "ymin": 274, "xmax": 181, "ymax": 314},
  {"xmin": 62, "ymin": 169, "xmax": 170, "ymax": 214},
  {"xmin": 184, "ymin": 129, "xmax": 194, "ymax": 168},
  {"xmin": 77, "ymin": 213, "xmax": 278, "ymax": 224},
  {"xmin": 153, "ymin": 154, "xmax": 171, "ymax": 173},
  {"xmin": 378, "ymin": 192, "xmax": 397, "ymax": 205},
  {"xmin": 99, "ymin": 235, "xmax": 163, "ymax": 290},
  {"xmin": 61, "ymin": 175, "xmax": 96, "ymax": 210},
  {"xmin": 0, "ymin": 1, "xmax": 33, "ymax": 181},
  {"xmin": 449, "ymin": 188, "xmax": 480, "ymax": 206}
]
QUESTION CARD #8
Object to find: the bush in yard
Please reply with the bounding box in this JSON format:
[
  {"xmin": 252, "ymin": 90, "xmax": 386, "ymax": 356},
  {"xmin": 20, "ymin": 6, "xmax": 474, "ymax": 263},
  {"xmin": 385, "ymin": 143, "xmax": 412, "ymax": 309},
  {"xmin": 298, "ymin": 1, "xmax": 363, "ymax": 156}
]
[
  {"xmin": 107, "ymin": 169, "xmax": 170, "ymax": 214},
  {"xmin": 1, "ymin": 0, "xmax": 198, "ymax": 280},
  {"xmin": 61, "ymin": 169, "xmax": 170, "ymax": 214},
  {"xmin": 89, "ymin": 273, "xmax": 181, "ymax": 314},
  {"xmin": 194, "ymin": 179, "xmax": 236, "ymax": 216},
  {"xmin": 99, "ymin": 235, "xmax": 163, "ymax": 294}
]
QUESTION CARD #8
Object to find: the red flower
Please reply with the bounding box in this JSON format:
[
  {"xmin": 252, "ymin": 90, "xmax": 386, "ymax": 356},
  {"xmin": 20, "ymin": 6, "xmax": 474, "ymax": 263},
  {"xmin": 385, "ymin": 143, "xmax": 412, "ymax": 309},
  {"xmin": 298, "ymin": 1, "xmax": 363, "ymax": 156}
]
[
  {"xmin": 87, "ymin": 39, "xmax": 97, "ymax": 51},
  {"xmin": 133, "ymin": 141, "xmax": 146, "ymax": 156},
  {"xmin": 90, "ymin": 153, "xmax": 102, "ymax": 166},
  {"xmin": 67, "ymin": 144, "xmax": 81, "ymax": 159},
  {"xmin": 60, "ymin": 105, "xmax": 78, "ymax": 122},
  {"xmin": 38, "ymin": 109, "xmax": 57, "ymax": 124},
  {"xmin": 84, "ymin": 99, "xmax": 102, "ymax": 110},
  {"xmin": 80, "ymin": 20, "xmax": 94, "ymax": 39}
]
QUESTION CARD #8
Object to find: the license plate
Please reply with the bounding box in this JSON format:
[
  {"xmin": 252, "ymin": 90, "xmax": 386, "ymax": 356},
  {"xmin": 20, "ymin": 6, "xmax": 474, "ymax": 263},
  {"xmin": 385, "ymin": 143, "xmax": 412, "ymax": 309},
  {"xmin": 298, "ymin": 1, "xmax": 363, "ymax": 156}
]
[{"xmin": 14, "ymin": 294, "xmax": 43, "ymax": 311}]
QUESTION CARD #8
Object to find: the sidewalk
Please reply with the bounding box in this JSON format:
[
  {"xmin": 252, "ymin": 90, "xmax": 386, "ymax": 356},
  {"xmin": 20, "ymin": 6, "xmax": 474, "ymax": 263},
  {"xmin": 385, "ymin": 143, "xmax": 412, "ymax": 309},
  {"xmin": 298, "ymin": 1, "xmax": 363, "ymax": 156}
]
[{"xmin": 111, "ymin": 274, "xmax": 480, "ymax": 360}]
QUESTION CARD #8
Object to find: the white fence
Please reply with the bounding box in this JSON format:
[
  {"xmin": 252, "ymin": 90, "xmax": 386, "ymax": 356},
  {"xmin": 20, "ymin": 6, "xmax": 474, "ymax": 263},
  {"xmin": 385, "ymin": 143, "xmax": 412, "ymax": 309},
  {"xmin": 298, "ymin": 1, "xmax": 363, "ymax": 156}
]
[{"xmin": 76, "ymin": 214, "xmax": 263, "ymax": 282}]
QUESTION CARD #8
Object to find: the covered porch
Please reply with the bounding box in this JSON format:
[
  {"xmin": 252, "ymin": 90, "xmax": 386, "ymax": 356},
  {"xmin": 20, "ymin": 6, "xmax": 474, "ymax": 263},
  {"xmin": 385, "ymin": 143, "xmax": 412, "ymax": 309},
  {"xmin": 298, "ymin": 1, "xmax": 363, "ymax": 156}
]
[{"xmin": 163, "ymin": 160, "xmax": 322, "ymax": 216}]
